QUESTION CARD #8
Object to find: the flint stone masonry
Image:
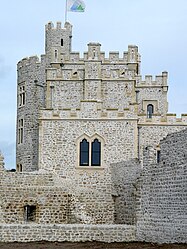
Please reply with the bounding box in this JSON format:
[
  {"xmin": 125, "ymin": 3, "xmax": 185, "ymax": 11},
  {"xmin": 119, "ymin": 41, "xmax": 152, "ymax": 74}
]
[
  {"xmin": 0, "ymin": 224, "xmax": 136, "ymax": 243},
  {"xmin": 111, "ymin": 159, "xmax": 141, "ymax": 225},
  {"xmin": 138, "ymin": 125, "xmax": 187, "ymax": 164},
  {"xmin": 0, "ymin": 21, "xmax": 187, "ymax": 244},
  {"xmin": 0, "ymin": 171, "xmax": 114, "ymax": 225},
  {"xmin": 137, "ymin": 129, "xmax": 187, "ymax": 244}
]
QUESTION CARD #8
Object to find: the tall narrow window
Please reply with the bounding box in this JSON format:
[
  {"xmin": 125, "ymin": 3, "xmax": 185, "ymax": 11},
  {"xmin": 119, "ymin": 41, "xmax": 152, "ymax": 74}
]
[
  {"xmin": 147, "ymin": 104, "xmax": 154, "ymax": 118},
  {"xmin": 91, "ymin": 139, "xmax": 101, "ymax": 166},
  {"xmin": 19, "ymin": 86, "xmax": 26, "ymax": 107},
  {"xmin": 54, "ymin": 50, "xmax": 58, "ymax": 60},
  {"xmin": 80, "ymin": 139, "xmax": 89, "ymax": 166},
  {"xmin": 157, "ymin": 150, "xmax": 161, "ymax": 163},
  {"xmin": 18, "ymin": 119, "xmax": 24, "ymax": 144},
  {"xmin": 61, "ymin": 39, "xmax": 64, "ymax": 46}
]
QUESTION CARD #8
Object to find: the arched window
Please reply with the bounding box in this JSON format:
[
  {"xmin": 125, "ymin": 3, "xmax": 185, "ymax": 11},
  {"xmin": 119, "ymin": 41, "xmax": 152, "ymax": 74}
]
[
  {"xmin": 147, "ymin": 104, "xmax": 154, "ymax": 118},
  {"xmin": 80, "ymin": 139, "xmax": 89, "ymax": 166},
  {"xmin": 78, "ymin": 135, "xmax": 103, "ymax": 167},
  {"xmin": 91, "ymin": 139, "xmax": 101, "ymax": 166}
]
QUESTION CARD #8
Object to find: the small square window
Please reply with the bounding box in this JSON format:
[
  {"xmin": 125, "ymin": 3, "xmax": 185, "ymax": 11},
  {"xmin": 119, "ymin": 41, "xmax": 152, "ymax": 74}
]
[{"xmin": 24, "ymin": 205, "xmax": 36, "ymax": 222}]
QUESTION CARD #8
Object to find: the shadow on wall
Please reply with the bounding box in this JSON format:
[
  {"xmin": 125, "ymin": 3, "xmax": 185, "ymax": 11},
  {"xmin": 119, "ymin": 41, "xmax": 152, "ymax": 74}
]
[{"xmin": 111, "ymin": 158, "xmax": 141, "ymax": 225}]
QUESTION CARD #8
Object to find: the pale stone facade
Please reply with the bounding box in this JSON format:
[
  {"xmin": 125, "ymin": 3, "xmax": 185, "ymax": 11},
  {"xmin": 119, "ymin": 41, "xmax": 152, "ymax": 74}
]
[
  {"xmin": 0, "ymin": 21, "xmax": 187, "ymax": 243},
  {"xmin": 137, "ymin": 129, "xmax": 187, "ymax": 243}
]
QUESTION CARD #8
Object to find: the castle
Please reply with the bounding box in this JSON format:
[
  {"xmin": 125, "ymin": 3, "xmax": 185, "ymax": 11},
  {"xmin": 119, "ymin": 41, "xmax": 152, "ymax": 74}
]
[{"xmin": 0, "ymin": 21, "xmax": 186, "ymax": 243}]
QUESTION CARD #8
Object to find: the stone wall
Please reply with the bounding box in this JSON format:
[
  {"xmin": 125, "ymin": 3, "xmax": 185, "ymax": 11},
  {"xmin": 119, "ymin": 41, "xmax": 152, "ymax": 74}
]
[
  {"xmin": 0, "ymin": 171, "xmax": 114, "ymax": 225},
  {"xmin": 138, "ymin": 124, "xmax": 187, "ymax": 164},
  {"xmin": 16, "ymin": 56, "xmax": 46, "ymax": 172},
  {"xmin": 111, "ymin": 159, "xmax": 141, "ymax": 225},
  {"xmin": 137, "ymin": 129, "xmax": 187, "ymax": 243},
  {"xmin": 0, "ymin": 224, "xmax": 136, "ymax": 243},
  {"xmin": 39, "ymin": 119, "xmax": 138, "ymax": 173}
]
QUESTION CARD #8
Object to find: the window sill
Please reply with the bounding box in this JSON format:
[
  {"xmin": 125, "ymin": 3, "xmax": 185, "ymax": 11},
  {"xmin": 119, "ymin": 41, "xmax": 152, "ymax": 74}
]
[{"xmin": 76, "ymin": 166, "xmax": 104, "ymax": 170}]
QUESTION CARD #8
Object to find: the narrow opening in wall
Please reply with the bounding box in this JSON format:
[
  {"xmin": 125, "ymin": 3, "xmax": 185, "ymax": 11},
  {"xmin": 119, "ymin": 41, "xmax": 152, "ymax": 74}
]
[
  {"xmin": 55, "ymin": 50, "xmax": 58, "ymax": 60},
  {"xmin": 61, "ymin": 39, "xmax": 63, "ymax": 46},
  {"xmin": 24, "ymin": 205, "xmax": 36, "ymax": 222},
  {"xmin": 157, "ymin": 150, "xmax": 161, "ymax": 163},
  {"xmin": 16, "ymin": 164, "xmax": 23, "ymax": 172},
  {"xmin": 147, "ymin": 104, "xmax": 154, "ymax": 119}
]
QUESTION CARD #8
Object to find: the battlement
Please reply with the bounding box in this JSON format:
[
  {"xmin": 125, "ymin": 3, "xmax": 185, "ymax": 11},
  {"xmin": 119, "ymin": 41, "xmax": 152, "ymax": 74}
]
[
  {"xmin": 67, "ymin": 51, "xmax": 132, "ymax": 63},
  {"xmin": 56, "ymin": 49, "xmax": 140, "ymax": 64},
  {"xmin": 45, "ymin": 21, "xmax": 72, "ymax": 32},
  {"xmin": 39, "ymin": 106, "xmax": 138, "ymax": 121},
  {"xmin": 138, "ymin": 113, "xmax": 187, "ymax": 124},
  {"xmin": 17, "ymin": 55, "xmax": 46, "ymax": 69},
  {"xmin": 136, "ymin": 71, "xmax": 168, "ymax": 87}
]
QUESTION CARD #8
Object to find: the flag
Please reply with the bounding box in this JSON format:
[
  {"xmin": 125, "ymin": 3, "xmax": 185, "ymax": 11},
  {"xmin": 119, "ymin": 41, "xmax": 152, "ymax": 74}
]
[{"xmin": 67, "ymin": 0, "xmax": 85, "ymax": 12}]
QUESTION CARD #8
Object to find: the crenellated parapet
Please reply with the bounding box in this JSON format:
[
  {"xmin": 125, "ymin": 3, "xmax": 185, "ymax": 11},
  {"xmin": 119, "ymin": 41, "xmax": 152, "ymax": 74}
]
[
  {"xmin": 17, "ymin": 55, "xmax": 46, "ymax": 70},
  {"xmin": 18, "ymin": 55, "xmax": 40, "ymax": 68},
  {"xmin": 45, "ymin": 21, "xmax": 72, "ymax": 32},
  {"xmin": 136, "ymin": 71, "xmax": 168, "ymax": 87},
  {"xmin": 39, "ymin": 105, "xmax": 138, "ymax": 121},
  {"xmin": 138, "ymin": 113, "xmax": 187, "ymax": 125},
  {"xmin": 47, "ymin": 40, "xmax": 140, "ymax": 67}
]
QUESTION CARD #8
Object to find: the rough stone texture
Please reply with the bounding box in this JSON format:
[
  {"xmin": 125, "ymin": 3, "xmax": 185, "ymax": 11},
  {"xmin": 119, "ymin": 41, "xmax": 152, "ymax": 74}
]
[
  {"xmin": 0, "ymin": 21, "xmax": 186, "ymax": 244},
  {"xmin": 0, "ymin": 171, "xmax": 113, "ymax": 225},
  {"xmin": 0, "ymin": 224, "xmax": 136, "ymax": 243},
  {"xmin": 138, "ymin": 125, "xmax": 187, "ymax": 164},
  {"xmin": 111, "ymin": 159, "xmax": 141, "ymax": 225},
  {"xmin": 137, "ymin": 129, "xmax": 187, "ymax": 243},
  {"xmin": 17, "ymin": 56, "xmax": 46, "ymax": 171},
  {"xmin": 0, "ymin": 151, "xmax": 4, "ymax": 170}
]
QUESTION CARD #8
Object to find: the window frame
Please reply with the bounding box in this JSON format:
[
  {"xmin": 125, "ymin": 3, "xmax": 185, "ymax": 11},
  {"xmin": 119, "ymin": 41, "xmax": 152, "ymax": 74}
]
[
  {"xmin": 24, "ymin": 205, "xmax": 36, "ymax": 222},
  {"xmin": 18, "ymin": 85, "xmax": 26, "ymax": 107},
  {"xmin": 91, "ymin": 138, "xmax": 101, "ymax": 166},
  {"xmin": 79, "ymin": 138, "xmax": 89, "ymax": 166},
  {"xmin": 16, "ymin": 163, "xmax": 23, "ymax": 172},
  {"xmin": 77, "ymin": 134, "xmax": 104, "ymax": 169},
  {"xmin": 147, "ymin": 104, "xmax": 154, "ymax": 119},
  {"xmin": 18, "ymin": 118, "xmax": 24, "ymax": 144}
]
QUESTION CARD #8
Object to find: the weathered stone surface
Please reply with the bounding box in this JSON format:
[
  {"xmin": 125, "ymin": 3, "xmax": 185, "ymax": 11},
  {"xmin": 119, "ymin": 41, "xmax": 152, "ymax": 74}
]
[
  {"xmin": 0, "ymin": 21, "xmax": 186, "ymax": 244},
  {"xmin": 0, "ymin": 224, "xmax": 136, "ymax": 243},
  {"xmin": 137, "ymin": 129, "xmax": 187, "ymax": 243}
]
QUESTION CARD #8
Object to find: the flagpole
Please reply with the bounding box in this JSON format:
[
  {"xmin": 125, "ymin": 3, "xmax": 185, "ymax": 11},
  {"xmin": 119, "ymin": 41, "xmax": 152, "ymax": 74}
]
[{"xmin": 65, "ymin": 0, "xmax": 68, "ymax": 23}]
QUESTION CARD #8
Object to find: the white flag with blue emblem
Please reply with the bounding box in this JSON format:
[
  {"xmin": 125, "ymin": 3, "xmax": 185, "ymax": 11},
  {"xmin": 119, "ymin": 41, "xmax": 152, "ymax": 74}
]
[{"xmin": 67, "ymin": 0, "xmax": 86, "ymax": 12}]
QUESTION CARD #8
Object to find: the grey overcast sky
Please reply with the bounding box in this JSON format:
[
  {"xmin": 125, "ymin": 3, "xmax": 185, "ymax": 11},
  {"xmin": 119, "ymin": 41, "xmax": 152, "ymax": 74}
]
[{"xmin": 0, "ymin": 0, "xmax": 187, "ymax": 169}]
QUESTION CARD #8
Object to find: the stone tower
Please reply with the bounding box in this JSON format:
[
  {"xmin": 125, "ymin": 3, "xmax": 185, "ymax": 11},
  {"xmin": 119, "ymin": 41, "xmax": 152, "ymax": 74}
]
[
  {"xmin": 16, "ymin": 22, "xmax": 72, "ymax": 172},
  {"xmin": 16, "ymin": 21, "xmax": 171, "ymax": 173}
]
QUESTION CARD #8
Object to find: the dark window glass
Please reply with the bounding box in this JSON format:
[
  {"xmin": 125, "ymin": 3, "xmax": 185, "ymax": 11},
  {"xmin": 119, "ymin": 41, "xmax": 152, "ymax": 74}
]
[
  {"xmin": 23, "ymin": 92, "xmax": 25, "ymax": 105},
  {"xmin": 61, "ymin": 39, "xmax": 63, "ymax": 46},
  {"xmin": 24, "ymin": 205, "xmax": 36, "ymax": 222},
  {"xmin": 157, "ymin": 150, "xmax": 161, "ymax": 163},
  {"xmin": 80, "ymin": 139, "xmax": 89, "ymax": 166},
  {"xmin": 147, "ymin": 104, "xmax": 154, "ymax": 118},
  {"xmin": 91, "ymin": 139, "xmax": 101, "ymax": 166}
]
